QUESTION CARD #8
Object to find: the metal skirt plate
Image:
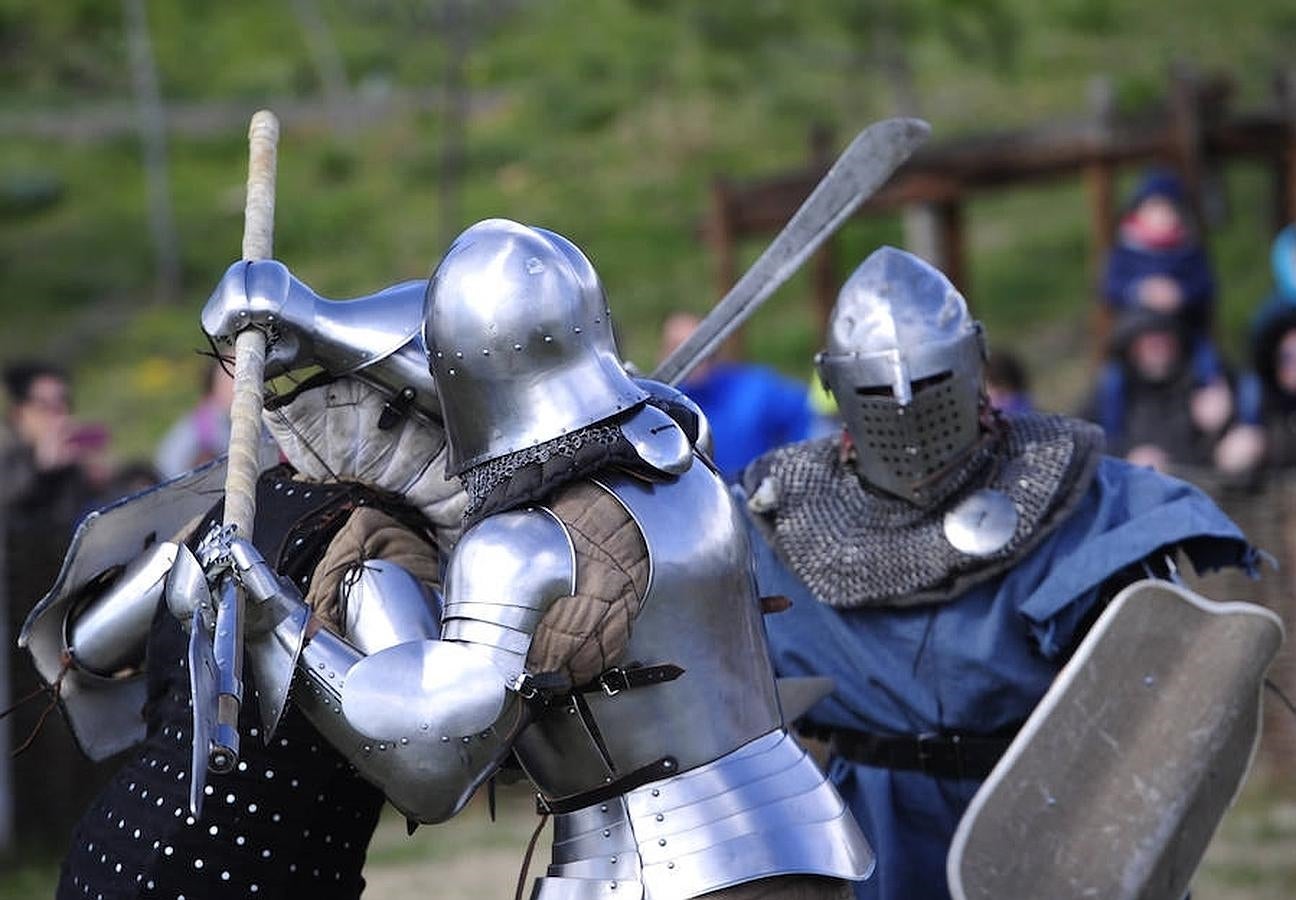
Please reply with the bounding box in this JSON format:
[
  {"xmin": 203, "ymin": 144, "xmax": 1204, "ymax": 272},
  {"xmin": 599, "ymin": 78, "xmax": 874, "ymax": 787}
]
[{"xmin": 533, "ymin": 729, "xmax": 873, "ymax": 900}]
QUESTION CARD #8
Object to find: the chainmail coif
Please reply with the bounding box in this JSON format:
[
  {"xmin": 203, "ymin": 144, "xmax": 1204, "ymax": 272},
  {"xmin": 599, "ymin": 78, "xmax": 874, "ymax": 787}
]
[{"xmin": 744, "ymin": 413, "xmax": 1104, "ymax": 608}]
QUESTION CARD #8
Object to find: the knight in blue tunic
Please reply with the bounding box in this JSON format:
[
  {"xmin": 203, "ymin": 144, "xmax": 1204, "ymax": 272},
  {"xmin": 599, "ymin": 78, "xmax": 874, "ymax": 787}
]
[{"xmin": 738, "ymin": 247, "xmax": 1256, "ymax": 900}]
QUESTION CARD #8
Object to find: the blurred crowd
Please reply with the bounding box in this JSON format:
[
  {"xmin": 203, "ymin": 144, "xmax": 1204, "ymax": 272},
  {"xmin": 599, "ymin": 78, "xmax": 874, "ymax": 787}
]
[{"xmin": 669, "ymin": 169, "xmax": 1296, "ymax": 492}]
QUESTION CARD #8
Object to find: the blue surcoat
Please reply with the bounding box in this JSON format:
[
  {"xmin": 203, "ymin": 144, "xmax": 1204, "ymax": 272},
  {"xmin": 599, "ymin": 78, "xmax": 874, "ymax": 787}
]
[{"xmin": 745, "ymin": 456, "xmax": 1253, "ymax": 900}]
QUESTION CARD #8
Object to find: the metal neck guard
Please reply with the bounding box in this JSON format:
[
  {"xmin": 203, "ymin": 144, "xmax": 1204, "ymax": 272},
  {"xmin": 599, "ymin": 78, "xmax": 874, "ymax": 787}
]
[{"xmin": 745, "ymin": 413, "xmax": 1104, "ymax": 608}]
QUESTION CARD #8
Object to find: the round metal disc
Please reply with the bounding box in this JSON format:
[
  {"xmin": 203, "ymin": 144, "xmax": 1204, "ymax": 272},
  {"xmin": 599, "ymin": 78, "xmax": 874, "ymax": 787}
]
[{"xmin": 943, "ymin": 489, "xmax": 1019, "ymax": 557}]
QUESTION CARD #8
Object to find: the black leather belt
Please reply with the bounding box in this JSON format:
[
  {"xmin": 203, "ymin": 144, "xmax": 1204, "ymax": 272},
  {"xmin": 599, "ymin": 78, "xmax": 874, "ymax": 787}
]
[
  {"xmin": 828, "ymin": 726, "xmax": 1019, "ymax": 780},
  {"xmin": 538, "ymin": 756, "xmax": 680, "ymax": 815}
]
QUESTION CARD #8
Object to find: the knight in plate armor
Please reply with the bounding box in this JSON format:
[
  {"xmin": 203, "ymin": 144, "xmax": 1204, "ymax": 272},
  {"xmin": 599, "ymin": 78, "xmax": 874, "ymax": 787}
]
[
  {"xmin": 21, "ymin": 269, "xmax": 466, "ymax": 899},
  {"xmin": 192, "ymin": 218, "xmax": 873, "ymax": 899},
  {"xmin": 737, "ymin": 247, "xmax": 1259, "ymax": 900}
]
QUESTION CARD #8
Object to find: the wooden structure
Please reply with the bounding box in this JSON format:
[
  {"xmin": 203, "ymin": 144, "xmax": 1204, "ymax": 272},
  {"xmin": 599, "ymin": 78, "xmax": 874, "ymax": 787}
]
[{"xmin": 703, "ymin": 69, "xmax": 1296, "ymax": 332}]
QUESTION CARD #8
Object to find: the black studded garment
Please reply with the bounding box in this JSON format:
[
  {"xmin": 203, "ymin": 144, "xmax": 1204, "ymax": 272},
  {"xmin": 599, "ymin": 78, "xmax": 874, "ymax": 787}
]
[{"xmin": 58, "ymin": 467, "xmax": 432, "ymax": 900}]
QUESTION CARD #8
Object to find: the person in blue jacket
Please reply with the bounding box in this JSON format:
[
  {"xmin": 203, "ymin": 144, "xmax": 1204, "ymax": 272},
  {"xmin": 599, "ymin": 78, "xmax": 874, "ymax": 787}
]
[
  {"xmin": 661, "ymin": 311, "xmax": 813, "ymax": 481},
  {"xmin": 1099, "ymin": 170, "xmax": 1232, "ymax": 432},
  {"xmin": 1218, "ymin": 223, "xmax": 1296, "ymax": 474},
  {"xmin": 739, "ymin": 247, "xmax": 1256, "ymax": 900}
]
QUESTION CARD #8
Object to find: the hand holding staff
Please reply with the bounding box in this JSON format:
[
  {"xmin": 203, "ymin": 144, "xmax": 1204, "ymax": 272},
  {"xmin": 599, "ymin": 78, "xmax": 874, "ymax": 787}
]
[{"xmin": 208, "ymin": 109, "xmax": 279, "ymax": 774}]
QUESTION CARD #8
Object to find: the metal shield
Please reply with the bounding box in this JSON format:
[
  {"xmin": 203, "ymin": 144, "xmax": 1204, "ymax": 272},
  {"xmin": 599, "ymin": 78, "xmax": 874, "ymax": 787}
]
[
  {"xmin": 18, "ymin": 456, "xmax": 228, "ymax": 760},
  {"xmin": 947, "ymin": 578, "xmax": 1284, "ymax": 900}
]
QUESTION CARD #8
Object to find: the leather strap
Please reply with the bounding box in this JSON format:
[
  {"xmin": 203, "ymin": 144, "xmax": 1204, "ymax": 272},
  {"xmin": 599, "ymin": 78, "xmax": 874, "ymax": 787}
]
[
  {"xmin": 827, "ymin": 725, "xmax": 1020, "ymax": 780},
  {"xmin": 538, "ymin": 756, "xmax": 680, "ymax": 815}
]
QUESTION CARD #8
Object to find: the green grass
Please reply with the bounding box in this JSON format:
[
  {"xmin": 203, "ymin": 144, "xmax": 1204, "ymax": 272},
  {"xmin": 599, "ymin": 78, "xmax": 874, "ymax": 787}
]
[{"xmin": 3, "ymin": 3, "xmax": 1294, "ymax": 461}]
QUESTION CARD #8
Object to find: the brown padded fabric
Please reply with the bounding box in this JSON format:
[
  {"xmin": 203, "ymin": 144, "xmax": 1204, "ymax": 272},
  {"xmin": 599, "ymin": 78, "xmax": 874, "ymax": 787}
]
[
  {"xmin": 526, "ymin": 480, "xmax": 650, "ymax": 687},
  {"xmin": 700, "ymin": 877, "xmax": 854, "ymax": 899},
  {"xmin": 304, "ymin": 506, "xmax": 442, "ymax": 633}
]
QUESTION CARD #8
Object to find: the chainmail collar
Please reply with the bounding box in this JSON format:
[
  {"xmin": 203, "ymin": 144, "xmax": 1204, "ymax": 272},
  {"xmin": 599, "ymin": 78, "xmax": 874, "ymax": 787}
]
[
  {"xmin": 462, "ymin": 420, "xmax": 629, "ymax": 524},
  {"xmin": 460, "ymin": 397, "xmax": 698, "ymax": 527},
  {"xmin": 744, "ymin": 413, "xmax": 1104, "ymax": 608}
]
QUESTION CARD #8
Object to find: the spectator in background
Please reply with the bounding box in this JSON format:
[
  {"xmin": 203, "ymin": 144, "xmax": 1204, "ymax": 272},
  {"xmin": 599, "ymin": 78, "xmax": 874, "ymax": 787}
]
[
  {"xmin": 1217, "ymin": 224, "xmax": 1296, "ymax": 475},
  {"xmin": 1, "ymin": 360, "xmax": 109, "ymax": 849},
  {"xmin": 1, "ymin": 361, "xmax": 103, "ymax": 540},
  {"xmin": 1101, "ymin": 170, "xmax": 1231, "ymax": 413},
  {"xmin": 1103, "ymin": 171, "xmax": 1217, "ymax": 356},
  {"xmin": 985, "ymin": 350, "xmax": 1033, "ymax": 415},
  {"xmin": 1083, "ymin": 308, "xmax": 1231, "ymax": 472},
  {"xmin": 660, "ymin": 311, "xmax": 813, "ymax": 480},
  {"xmin": 154, "ymin": 360, "xmax": 234, "ymax": 479}
]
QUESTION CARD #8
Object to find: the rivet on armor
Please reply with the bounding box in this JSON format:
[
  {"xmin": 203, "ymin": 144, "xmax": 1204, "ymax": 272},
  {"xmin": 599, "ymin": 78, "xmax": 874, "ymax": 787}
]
[
  {"xmin": 658, "ymin": 838, "xmax": 667, "ymax": 847},
  {"xmin": 655, "ymin": 813, "xmax": 664, "ymax": 822},
  {"xmin": 378, "ymin": 743, "xmax": 387, "ymax": 751},
  {"xmin": 651, "ymin": 788, "xmax": 660, "ymax": 797},
  {"xmin": 544, "ymin": 335, "xmax": 553, "ymax": 343},
  {"xmin": 400, "ymin": 737, "xmax": 410, "ymax": 745},
  {"xmin": 667, "ymin": 862, "xmax": 675, "ymax": 870},
  {"xmin": 448, "ymin": 368, "xmax": 456, "ymax": 376},
  {"xmin": 362, "ymin": 744, "xmax": 372, "ymax": 753},
  {"xmin": 602, "ymin": 829, "xmax": 612, "ymax": 838},
  {"xmin": 441, "ymin": 735, "xmax": 450, "ymax": 742},
  {"xmin": 513, "ymin": 343, "xmax": 523, "ymax": 351},
  {"xmin": 461, "ymin": 736, "xmax": 471, "ymax": 743},
  {"xmin": 573, "ymin": 326, "xmax": 582, "ymax": 334},
  {"xmin": 600, "ymin": 804, "xmax": 608, "ymax": 813},
  {"xmin": 610, "ymin": 856, "xmax": 618, "ymax": 864}
]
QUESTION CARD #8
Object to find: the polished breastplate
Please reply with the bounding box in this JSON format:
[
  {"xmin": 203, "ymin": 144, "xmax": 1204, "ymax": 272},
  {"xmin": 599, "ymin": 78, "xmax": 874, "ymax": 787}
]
[{"xmin": 514, "ymin": 458, "xmax": 873, "ymax": 899}]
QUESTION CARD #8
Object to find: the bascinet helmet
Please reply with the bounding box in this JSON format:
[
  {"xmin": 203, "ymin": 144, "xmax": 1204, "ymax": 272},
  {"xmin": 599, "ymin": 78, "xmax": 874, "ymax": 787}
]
[
  {"xmin": 817, "ymin": 246, "xmax": 987, "ymax": 506},
  {"xmin": 425, "ymin": 218, "xmax": 647, "ymax": 474}
]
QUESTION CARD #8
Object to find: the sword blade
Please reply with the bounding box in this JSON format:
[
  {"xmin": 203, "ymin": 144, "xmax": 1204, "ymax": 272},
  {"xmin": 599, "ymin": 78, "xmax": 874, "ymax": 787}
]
[{"xmin": 651, "ymin": 117, "xmax": 930, "ymax": 386}]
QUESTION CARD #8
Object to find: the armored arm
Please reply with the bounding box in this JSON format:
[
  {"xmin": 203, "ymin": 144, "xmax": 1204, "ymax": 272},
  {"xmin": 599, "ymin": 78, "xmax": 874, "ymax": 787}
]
[
  {"xmin": 61, "ymin": 542, "xmax": 178, "ymax": 677},
  {"xmin": 224, "ymin": 508, "xmax": 573, "ymax": 823},
  {"xmin": 202, "ymin": 260, "xmax": 438, "ymax": 418}
]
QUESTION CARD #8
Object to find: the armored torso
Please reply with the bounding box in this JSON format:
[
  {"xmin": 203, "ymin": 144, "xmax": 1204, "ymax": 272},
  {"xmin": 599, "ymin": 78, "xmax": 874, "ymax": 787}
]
[{"xmin": 512, "ymin": 457, "xmax": 872, "ymax": 899}]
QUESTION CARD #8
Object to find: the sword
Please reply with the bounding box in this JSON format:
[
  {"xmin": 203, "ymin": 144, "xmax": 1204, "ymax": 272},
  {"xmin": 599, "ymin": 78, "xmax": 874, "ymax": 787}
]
[{"xmin": 651, "ymin": 117, "xmax": 930, "ymax": 386}]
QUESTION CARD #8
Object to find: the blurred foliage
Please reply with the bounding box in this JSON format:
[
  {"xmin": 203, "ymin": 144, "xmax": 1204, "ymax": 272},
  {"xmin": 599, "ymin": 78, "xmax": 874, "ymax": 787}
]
[{"xmin": 0, "ymin": 0, "xmax": 1295, "ymax": 463}]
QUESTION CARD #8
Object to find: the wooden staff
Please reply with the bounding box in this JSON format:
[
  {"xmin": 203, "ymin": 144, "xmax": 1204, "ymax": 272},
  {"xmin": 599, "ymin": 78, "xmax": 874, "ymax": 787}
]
[{"xmin": 209, "ymin": 110, "xmax": 279, "ymax": 773}]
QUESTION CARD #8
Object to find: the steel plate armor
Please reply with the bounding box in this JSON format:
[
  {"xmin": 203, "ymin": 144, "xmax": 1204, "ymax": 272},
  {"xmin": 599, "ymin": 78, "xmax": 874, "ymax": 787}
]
[
  {"xmin": 18, "ymin": 457, "xmax": 229, "ymax": 759},
  {"xmin": 816, "ymin": 247, "xmax": 986, "ymax": 506},
  {"xmin": 514, "ymin": 461, "xmax": 873, "ymax": 899},
  {"xmin": 202, "ymin": 259, "xmax": 442, "ymax": 423},
  {"xmin": 424, "ymin": 219, "xmax": 648, "ymax": 473}
]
